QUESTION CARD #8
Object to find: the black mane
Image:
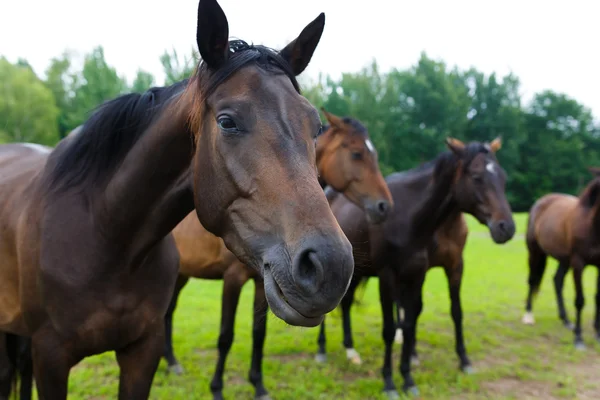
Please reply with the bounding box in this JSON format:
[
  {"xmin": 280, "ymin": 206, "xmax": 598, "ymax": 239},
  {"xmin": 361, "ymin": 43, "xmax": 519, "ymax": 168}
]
[
  {"xmin": 47, "ymin": 39, "xmax": 300, "ymax": 194},
  {"xmin": 387, "ymin": 141, "xmax": 491, "ymax": 183},
  {"xmin": 322, "ymin": 117, "xmax": 368, "ymax": 137}
]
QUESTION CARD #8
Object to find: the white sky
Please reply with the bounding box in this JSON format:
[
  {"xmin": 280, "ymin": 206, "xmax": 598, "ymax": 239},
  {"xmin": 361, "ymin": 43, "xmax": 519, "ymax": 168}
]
[{"xmin": 1, "ymin": 0, "xmax": 598, "ymax": 118}]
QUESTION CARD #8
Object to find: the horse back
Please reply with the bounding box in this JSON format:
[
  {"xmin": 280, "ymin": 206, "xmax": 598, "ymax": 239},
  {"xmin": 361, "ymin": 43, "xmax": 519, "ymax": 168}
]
[
  {"xmin": 527, "ymin": 193, "xmax": 578, "ymax": 259},
  {"xmin": 0, "ymin": 144, "xmax": 50, "ymax": 334}
]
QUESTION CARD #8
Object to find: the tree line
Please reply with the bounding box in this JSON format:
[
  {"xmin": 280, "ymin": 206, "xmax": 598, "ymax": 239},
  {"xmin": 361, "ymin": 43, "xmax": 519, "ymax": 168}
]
[{"xmin": 1, "ymin": 46, "xmax": 598, "ymax": 211}]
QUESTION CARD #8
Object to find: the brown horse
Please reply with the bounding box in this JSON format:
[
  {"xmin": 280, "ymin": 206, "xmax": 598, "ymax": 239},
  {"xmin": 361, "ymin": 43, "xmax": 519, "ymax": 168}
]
[
  {"xmin": 393, "ymin": 213, "xmax": 471, "ymax": 369},
  {"xmin": 0, "ymin": 1, "xmax": 355, "ymax": 398},
  {"xmin": 522, "ymin": 167, "xmax": 600, "ymax": 349},
  {"xmin": 163, "ymin": 110, "xmax": 393, "ymax": 400},
  {"xmin": 316, "ymin": 138, "xmax": 515, "ymax": 398}
]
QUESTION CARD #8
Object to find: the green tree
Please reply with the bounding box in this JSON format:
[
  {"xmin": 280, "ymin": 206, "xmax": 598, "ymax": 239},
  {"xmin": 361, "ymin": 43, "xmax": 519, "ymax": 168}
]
[
  {"xmin": 0, "ymin": 57, "xmax": 59, "ymax": 145},
  {"xmin": 131, "ymin": 69, "xmax": 155, "ymax": 93},
  {"xmin": 69, "ymin": 46, "xmax": 128, "ymax": 128},
  {"xmin": 160, "ymin": 48, "xmax": 196, "ymax": 85},
  {"xmin": 44, "ymin": 51, "xmax": 77, "ymax": 138}
]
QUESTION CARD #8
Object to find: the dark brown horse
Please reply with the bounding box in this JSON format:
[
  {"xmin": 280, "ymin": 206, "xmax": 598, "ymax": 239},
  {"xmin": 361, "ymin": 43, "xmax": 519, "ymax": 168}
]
[
  {"xmin": 392, "ymin": 213, "xmax": 471, "ymax": 370},
  {"xmin": 0, "ymin": 1, "xmax": 355, "ymax": 398},
  {"xmin": 316, "ymin": 138, "xmax": 515, "ymax": 398},
  {"xmin": 162, "ymin": 110, "xmax": 393, "ymax": 400},
  {"xmin": 522, "ymin": 167, "xmax": 600, "ymax": 349}
]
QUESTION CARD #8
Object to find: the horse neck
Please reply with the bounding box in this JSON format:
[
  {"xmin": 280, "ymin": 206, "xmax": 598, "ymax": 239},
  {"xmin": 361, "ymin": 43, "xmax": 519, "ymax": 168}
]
[
  {"xmin": 101, "ymin": 90, "xmax": 196, "ymax": 250},
  {"xmin": 400, "ymin": 159, "xmax": 460, "ymax": 244}
]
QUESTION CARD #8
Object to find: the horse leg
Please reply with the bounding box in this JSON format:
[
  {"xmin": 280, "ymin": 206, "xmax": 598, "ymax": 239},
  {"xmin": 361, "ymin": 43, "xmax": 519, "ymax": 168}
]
[
  {"xmin": 342, "ymin": 278, "xmax": 362, "ymax": 365},
  {"xmin": 571, "ymin": 258, "xmax": 586, "ymax": 350},
  {"xmin": 378, "ymin": 275, "xmax": 399, "ymax": 399},
  {"xmin": 210, "ymin": 272, "xmax": 245, "ymax": 400},
  {"xmin": 394, "ymin": 302, "xmax": 403, "ymax": 344},
  {"xmin": 164, "ymin": 275, "xmax": 189, "ymax": 375},
  {"xmin": 315, "ymin": 320, "xmax": 327, "ymax": 363},
  {"xmin": 248, "ymin": 278, "xmax": 270, "ymax": 400},
  {"xmin": 116, "ymin": 323, "xmax": 164, "ymax": 399},
  {"xmin": 595, "ymin": 266, "xmax": 600, "ymax": 343},
  {"xmin": 398, "ymin": 279, "xmax": 422, "ymax": 397},
  {"xmin": 31, "ymin": 330, "xmax": 73, "ymax": 400},
  {"xmin": 0, "ymin": 332, "xmax": 14, "ymax": 400},
  {"xmin": 522, "ymin": 240, "xmax": 547, "ymax": 325},
  {"xmin": 16, "ymin": 336, "xmax": 33, "ymax": 400},
  {"xmin": 553, "ymin": 261, "xmax": 573, "ymax": 330},
  {"xmin": 444, "ymin": 258, "xmax": 472, "ymax": 373}
]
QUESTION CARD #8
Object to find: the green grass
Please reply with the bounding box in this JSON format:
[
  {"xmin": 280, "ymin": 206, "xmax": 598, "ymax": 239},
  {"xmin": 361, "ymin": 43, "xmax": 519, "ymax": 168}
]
[{"xmin": 52, "ymin": 214, "xmax": 600, "ymax": 398}]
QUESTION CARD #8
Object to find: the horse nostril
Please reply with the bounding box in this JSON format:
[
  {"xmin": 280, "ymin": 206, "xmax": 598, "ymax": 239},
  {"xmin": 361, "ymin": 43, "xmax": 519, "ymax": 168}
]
[
  {"xmin": 292, "ymin": 250, "xmax": 324, "ymax": 294},
  {"xmin": 377, "ymin": 200, "xmax": 389, "ymax": 215},
  {"xmin": 498, "ymin": 221, "xmax": 506, "ymax": 231}
]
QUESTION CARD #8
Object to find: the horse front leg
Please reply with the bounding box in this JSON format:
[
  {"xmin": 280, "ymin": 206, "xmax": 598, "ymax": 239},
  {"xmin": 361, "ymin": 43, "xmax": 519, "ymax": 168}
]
[
  {"xmin": 248, "ymin": 277, "xmax": 270, "ymax": 400},
  {"xmin": 210, "ymin": 271, "xmax": 246, "ymax": 400},
  {"xmin": 31, "ymin": 328, "xmax": 76, "ymax": 400},
  {"xmin": 444, "ymin": 258, "xmax": 473, "ymax": 373},
  {"xmin": 571, "ymin": 257, "xmax": 586, "ymax": 350},
  {"xmin": 341, "ymin": 277, "xmax": 362, "ymax": 365},
  {"xmin": 164, "ymin": 274, "xmax": 189, "ymax": 375},
  {"xmin": 378, "ymin": 274, "xmax": 399, "ymax": 400}
]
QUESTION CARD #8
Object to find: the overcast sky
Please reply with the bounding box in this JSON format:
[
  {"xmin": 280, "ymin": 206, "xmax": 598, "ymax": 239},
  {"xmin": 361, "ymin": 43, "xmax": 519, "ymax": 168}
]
[{"xmin": 1, "ymin": 0, "xmax": 598, "ymax": 118}]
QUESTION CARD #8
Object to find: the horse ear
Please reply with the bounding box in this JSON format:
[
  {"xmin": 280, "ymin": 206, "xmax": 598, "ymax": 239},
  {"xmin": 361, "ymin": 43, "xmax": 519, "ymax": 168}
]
[
  {"xmin": 446, "ymin": 137, "xmax": 465, "ymax": 155},
  {"xmin": 489, "ymin": 136, "xmax": 502, "ymax": 153},
  {"xmin": 321, "ymin": 107, "xmax": 344, "ymax": 131},
  {"xmin": 588, "ymin": 167, "xmax": 600, "ymax": 177},
  {"xmin": 279, "ymin": 13, "xmax": 325, "ymax": 76},
  {"xmin": 196, "ymin": 0, "xmax": 230, "ymax": 70}
]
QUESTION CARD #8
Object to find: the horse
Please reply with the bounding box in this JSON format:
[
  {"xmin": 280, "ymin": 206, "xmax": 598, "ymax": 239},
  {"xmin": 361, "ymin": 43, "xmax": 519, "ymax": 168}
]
[
  {"xmin": 315, "ymin": 138, "xmax": 515, "ymax": 398},
  {"xmin": 522, "ymin": 167, "xmax": 600, "ymax": 349},
  {"xmin": 162, "ymin": 109, "xmax": 393, "ymax": 400},
  {"xmin": 392, "ymin": 213, "xmax": 471, "ymax": 371},
  {"xmin": 0, "ymin": 1, "xmax": 355, "ymax": 398},
  {"xmin": 331, "ymin": 212, "xmax": 472, "ymax": 374}
]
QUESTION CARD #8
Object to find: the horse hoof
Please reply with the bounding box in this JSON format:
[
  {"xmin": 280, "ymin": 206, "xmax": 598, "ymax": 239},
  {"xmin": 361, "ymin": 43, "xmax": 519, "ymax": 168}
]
[
  {"xmin": 167, "ymin": 363, "xmax": 184, "ymax": 375},
  {"xmin": 404, "ymin": 385, "xmax": 420, "ymax": 397},
  {"xmin": 462, "ymin": 365, "xmax": 475, "ymax": 375},
  {"xmin": 575, "ymin": 341, "xmax": 586, "ymax": 351},
  {"xmin": 255, "ymin": 395, "xmax": 272, "ymax": 400},
  {"xmin": 346, "ymin": 348, "xmax": 362, "ymax": 365},
  {"xmin": 394, "ymin": 329, "xmax": 403, "ymax": 344},
  {"xmin": 383, "ymin": 390, "xmax": 400, "ymax": 400},
  {"xmin": 315, "ymin": 353, "xmax": 327, "ymax": 363},
  {"xmin": 411, "ymin": 355, "xmax": 420, "ymax": 366},
  {"xmin": 521, "ymin": 312, "xmax": 535, "ymax": 325}
]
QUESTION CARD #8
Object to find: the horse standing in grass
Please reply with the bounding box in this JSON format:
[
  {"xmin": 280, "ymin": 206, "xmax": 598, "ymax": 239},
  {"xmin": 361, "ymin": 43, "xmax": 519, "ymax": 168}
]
[
  {"xmin": 316, "ymin": 138, "xmax": 515, "ymax": 398},
  {"xmin": 522, "ymin": 167, "xmax": 600, "ymax": 349},
  {"xmin": 0, "ymin": 0, "xmax": 355, "ymax": 398},
  {"xmin": 163, "ymin": 109, "xmax": 393, "ymax": 400}
]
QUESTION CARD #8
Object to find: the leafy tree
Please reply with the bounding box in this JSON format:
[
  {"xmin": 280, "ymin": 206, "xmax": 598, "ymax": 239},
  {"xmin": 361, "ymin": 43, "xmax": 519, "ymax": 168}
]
[
  {"xmin": 131, "ymin": 69, "xmax": 156, "ymax": 93},
  {"xmin": 0, "ymin": 57, "xmax": 59, "ymax": 145},
  {"xmin": 160, "ymin": 48, "xmax": 196, "ymax": 85}
]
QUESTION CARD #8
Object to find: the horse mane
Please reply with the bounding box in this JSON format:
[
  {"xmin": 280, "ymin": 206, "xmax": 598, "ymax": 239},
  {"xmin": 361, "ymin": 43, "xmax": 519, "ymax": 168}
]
[
  {"xmin": 47, "ymin": 39, "xmax": 300, "ymax": 195},
  {"xmin": 322, "ymin": 117, "xmax": 368, "ymax": 138},
  {"xmin": 390, "ymin": 141, "xmax": 492, "ymax": 182},
  {"xmin": 579, "ymin": 177, "xmax": 600, "ymax": 208}
]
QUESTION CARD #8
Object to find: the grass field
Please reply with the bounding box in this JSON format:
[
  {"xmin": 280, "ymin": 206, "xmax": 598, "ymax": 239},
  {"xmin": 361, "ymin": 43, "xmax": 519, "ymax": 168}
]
[{"xmin": 51, "ymin": 213, "xmax": 600, "ymax": 399}]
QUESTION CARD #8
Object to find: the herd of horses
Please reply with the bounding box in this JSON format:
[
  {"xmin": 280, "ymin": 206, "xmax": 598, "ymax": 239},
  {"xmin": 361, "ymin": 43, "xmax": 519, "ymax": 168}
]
[{"xmin": 0, "ymin": 0, "xmax": 598, "ymax": 398}]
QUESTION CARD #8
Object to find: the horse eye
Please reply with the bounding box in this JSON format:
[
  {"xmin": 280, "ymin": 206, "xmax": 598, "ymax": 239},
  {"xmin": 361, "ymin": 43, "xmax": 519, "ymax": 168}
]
[
  {"xmin": 217, "ymin": 116, "xmax": 238, "ymax": 132},
  {"xmin": 352, "ymin": 152, "xmax": 363, "ymax": 160},
  {"xmin": 316, "ymin": 125, "xmax": 324, "ymax": 138}
]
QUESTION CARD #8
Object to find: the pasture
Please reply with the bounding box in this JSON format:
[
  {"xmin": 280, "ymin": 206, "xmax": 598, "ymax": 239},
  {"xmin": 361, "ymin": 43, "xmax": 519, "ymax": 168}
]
[{"xmin": 59, "ymin": 213, "xmax": 599, "ymax": 399}]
